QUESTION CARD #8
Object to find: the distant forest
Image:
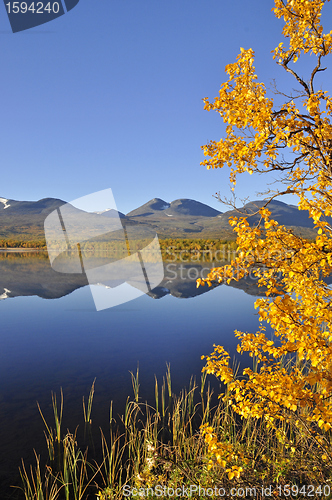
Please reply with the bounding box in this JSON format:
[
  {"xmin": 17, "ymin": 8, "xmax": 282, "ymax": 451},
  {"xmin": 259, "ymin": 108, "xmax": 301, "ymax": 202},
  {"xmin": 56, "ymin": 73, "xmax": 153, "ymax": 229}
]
[
  {"xmin": 0, "ymin": 238, "xmax": 238, "ymax": 262},
  {"xmin": 0, "ymin": 239, "xmax": 47, "ymax": 248}
]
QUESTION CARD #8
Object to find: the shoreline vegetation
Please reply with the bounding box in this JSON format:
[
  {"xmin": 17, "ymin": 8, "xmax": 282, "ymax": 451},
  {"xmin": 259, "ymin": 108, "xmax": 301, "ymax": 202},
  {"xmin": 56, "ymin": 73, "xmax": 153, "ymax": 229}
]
[
  {"xmin": 15, "ymin": 367, "xmax": 332, "ymax": 500},
  {"xmin": 0, "ymin": 238, "xmax": 238, "ymax": 262}
]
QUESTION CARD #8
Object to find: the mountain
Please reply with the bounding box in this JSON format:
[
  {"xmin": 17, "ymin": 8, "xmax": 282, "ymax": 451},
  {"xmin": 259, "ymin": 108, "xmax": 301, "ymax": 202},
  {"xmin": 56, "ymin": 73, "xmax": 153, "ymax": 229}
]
[
  {"xmin": 127, "ymin": 198, "xmax": 221, "ymax": 218},
  {"xmin": 0, "ymin": 197, "xmax": 66, "ymax": 215},
  {"xmin": 0, "ymin": 197, "xmax": 67, "ymax": 241},
  {"xmin": 218, "ymin": 199, "xmax": 316, "ymax": 228},
  {"xmin": 0, "ymin": 195, "xmax": 322, "ymax": 243}
]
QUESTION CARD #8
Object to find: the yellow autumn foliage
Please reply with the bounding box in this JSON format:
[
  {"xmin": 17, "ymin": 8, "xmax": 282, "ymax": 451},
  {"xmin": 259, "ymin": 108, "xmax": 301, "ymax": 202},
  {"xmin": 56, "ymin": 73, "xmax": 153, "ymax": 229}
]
[{"xmin": 199, "ymin": 0, "xmax": 332, "ymax": 463}]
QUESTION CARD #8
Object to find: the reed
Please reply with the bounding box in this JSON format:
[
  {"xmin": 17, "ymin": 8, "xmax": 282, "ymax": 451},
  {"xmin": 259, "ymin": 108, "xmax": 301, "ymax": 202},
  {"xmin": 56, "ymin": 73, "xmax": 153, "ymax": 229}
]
[
  {"xmin": 19, "ymin": 451, "xmax": 62, "ymax": 500},
  {"xmin": 82, "ymin": 378, "xmax": 96, "ymax": 424}
]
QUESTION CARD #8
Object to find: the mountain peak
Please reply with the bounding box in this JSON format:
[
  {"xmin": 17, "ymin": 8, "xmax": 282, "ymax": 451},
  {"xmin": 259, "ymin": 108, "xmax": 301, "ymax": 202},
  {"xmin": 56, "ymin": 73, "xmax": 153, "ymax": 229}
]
[
  {"xmin": 166, "ymin": 199, "xmax": 222, "ymax": 217},
  {"xmin": 95, "ymin": 208, "xmax": 126, "ymax": 219},
  {"xmin": 126, "ymin": 198, "xmax": 170, "ymax": 217}
]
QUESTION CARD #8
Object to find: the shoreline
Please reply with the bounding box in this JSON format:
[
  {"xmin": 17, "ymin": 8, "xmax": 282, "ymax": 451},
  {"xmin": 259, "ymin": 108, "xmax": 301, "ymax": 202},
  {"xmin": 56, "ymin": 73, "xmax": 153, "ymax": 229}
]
[{"xmin": 0, "ymin": 248, "xmax": 46, "ymax": 252}]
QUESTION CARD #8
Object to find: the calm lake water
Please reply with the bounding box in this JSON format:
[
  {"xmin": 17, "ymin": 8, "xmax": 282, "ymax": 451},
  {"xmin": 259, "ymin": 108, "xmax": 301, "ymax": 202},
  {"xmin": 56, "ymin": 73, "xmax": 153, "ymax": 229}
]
[{"xmin": 0, "ymin": 252, "xmax": 268, "ymax": 497}]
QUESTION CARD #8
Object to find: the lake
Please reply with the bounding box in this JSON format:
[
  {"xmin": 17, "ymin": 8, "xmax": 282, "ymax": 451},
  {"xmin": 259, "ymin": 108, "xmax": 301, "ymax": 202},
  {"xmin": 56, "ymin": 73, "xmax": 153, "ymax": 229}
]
[{"xmin": 0, "ymin": 251, "xmax": 267, "ymax": 497}]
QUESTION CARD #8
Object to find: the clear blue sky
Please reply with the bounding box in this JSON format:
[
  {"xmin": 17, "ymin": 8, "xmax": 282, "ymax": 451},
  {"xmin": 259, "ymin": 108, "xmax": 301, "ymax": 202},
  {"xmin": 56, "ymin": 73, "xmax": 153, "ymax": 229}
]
[{"xmin": 0, "ymin": 0, "xmax": 331, "ymax": 214}]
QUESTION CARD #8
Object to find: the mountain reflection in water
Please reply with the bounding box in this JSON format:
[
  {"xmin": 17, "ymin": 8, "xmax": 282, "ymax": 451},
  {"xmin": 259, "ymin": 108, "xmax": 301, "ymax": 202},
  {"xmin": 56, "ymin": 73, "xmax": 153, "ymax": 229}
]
[{"xmin": 0, "ymin": 250, "xmax": 269, "ymax": 301}]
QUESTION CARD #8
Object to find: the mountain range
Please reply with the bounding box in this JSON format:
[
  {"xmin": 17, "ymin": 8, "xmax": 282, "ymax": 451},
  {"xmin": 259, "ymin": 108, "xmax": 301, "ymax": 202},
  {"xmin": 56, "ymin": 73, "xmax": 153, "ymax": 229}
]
[{"xmin": 0, "ymin": 195, "xmax": 320, "ymax": 242}]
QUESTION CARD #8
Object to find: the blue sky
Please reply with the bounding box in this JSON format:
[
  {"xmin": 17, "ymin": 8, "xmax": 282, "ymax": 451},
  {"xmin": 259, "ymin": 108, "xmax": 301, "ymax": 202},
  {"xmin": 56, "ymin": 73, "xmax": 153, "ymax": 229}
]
[{"xmin": 0, "ymin": 0, "xmax": 331, "ymax": 214}]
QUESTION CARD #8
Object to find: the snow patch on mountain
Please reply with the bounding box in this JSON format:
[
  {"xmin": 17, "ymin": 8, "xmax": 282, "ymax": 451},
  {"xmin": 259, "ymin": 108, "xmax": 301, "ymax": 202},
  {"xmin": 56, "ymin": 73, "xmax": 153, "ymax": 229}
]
[
  {"xmin": 94, "ymin": 208, "xmax": 112, "ymax": 214},
  {"xmin": 0, "ymin": 198, "xmax": 10, "ymax": 209},
  {"xmin": 0, "ymin": 288, "xmax": 11, "ymax": 300}
]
